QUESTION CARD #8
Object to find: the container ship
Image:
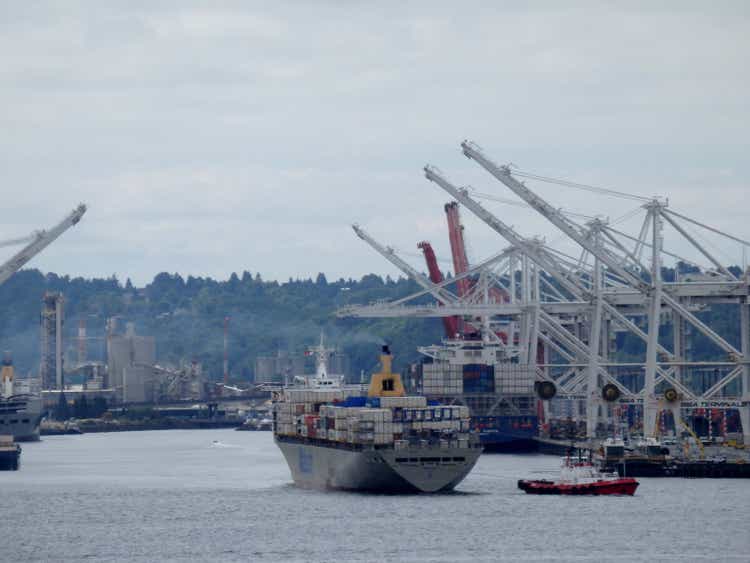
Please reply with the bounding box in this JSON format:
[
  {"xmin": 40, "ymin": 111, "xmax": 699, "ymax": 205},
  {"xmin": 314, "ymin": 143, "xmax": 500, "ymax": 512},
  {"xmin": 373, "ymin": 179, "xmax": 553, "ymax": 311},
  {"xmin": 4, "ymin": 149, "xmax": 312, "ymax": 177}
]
[
  {"xmin": 273, "ymin": 345, "xmax": 482, "ymax": 493},
  {"xmin": 0, "ymin": 353, "xmax": 42, "ymax": 442},
  {"xmin": 416, "ymin": 337, "xmax": 539, "ymax": 452}
]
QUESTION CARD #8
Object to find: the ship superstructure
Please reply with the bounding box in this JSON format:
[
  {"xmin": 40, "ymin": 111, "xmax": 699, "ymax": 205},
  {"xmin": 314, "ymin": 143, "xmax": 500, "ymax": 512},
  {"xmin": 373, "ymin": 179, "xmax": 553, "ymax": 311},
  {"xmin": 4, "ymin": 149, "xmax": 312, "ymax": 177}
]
[
  {"xmin": 418, "ymin": 338, "xmax": 538, "ymax": 451},
  {"xmin": 0, "ymin": 354, "xmax": 42, "ymax": 442},
  {"xmin": 273, "ymin": 344, "xmax": 481, "ymax": 493},
  {"xmin": 518, "ymin": 454, "xmax": 639, "ymax": 495}
]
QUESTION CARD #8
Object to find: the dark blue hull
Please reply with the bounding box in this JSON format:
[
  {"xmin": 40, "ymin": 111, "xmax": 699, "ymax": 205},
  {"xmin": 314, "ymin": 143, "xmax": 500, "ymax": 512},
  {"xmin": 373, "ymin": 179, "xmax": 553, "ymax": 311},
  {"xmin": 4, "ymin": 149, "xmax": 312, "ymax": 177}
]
[{"xmin": 473, "ymin": 415, "xmax": 538, "ymax": 453}]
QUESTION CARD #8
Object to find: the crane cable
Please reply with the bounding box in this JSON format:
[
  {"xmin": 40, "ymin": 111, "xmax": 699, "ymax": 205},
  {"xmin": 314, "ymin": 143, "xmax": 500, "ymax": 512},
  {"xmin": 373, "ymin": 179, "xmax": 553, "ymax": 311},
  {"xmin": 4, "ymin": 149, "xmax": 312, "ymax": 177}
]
[
  {"xmin": 602, "ymin": 225, "xmax": 703, "ymax": 269},
  {"xmin": 468, "ymin": 188, "xmax": 598, "ymax": 220},
  {"xmin": 510, "ymin": 169, "xmax": 652, "ymax": 203},
  {"xmin": 663, "ymin": 208, "xmax": 750, "ymax": 247},
  {"xmin": 0, "ymin": 234, "xmax": 35, "ymax": 249},
  {"xmin": 610, "ymin": 205, "xmax": 645, "ymax": 226},
  {"xmin": 674, "ymin": 217, "xmax": 738, "ymax": 269}
]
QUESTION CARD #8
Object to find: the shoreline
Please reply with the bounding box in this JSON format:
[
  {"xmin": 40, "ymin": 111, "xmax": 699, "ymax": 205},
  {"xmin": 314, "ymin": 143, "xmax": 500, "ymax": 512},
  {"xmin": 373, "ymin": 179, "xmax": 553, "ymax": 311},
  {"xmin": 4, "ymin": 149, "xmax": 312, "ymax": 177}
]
[{"xmin": 41, "ymin": 418, "xmax": 242, "ymax": 435}]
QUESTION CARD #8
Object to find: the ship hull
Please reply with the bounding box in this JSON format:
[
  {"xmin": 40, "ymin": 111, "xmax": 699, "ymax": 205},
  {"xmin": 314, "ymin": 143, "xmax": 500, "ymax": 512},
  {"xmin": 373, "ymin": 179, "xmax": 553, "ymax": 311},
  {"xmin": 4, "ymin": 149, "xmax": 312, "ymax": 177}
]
[
  {"xmin": 0, "ymin": 395, "xmax": 43, "ymax": 442},
  {"xmin": 518, "ymin": 478, "xmax": 639, "ymax": 495},
  {"xmin": 474, "ymin": 415, "xmax": 538, "ymax": 453},
  {"xmin": 0, "ymin": 446, "xmax": 21, "ymax": 471},
  {"xmin": 276, "ymin": 436, "xmax": 481, "ymax": 493}
]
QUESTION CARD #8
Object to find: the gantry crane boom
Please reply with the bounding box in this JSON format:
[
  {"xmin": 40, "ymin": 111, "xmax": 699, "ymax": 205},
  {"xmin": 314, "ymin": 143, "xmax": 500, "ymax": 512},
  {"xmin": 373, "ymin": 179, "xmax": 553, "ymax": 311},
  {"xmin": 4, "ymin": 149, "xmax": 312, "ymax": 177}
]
[
  {"xmin": 460, "ymin": 141, "xmax": 648, "ymax": 292},
  {"xmin": 352, "ymin": 224, "xmax": 457, "ymax": 304},
  {"xmin": 423, "ymin": 164, "xmax": 665, "ymax": 395},
  {"xmin": 0, "ymin": 204, "xmax": 87, "ymax": 287},
  {"xmin": 460, "ymin": 142, "xmax": 741, "ymax": 358},
  {"xmin": 424, "ymin": 166, "xmax": 585, "ymax": 299},
  {"xmin": 424, "ymin": 164, "xmax": 673, "ymax": 358},
  {"xmin": 0, "ymin": 235, "xmax": 35, "ymax": 249}
]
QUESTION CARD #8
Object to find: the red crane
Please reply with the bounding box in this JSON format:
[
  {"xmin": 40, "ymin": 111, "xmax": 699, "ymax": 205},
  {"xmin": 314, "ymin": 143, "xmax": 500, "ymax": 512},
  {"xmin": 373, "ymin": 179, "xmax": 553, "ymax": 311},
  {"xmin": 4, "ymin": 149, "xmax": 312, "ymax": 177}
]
[
  {"xmin": 446, "ymin": 201, "xmax": 509, "ymax": 305},
  {"xmin": 418, "ymin": 241, "xmax": 459, "ymax": 338},
  {"xmin": 444, "ymin": 202, "xmax": 473, "ymax": 298},
  {"xmin": 445, "ymin": 202, "xmax": 505, "ymax": 340}
]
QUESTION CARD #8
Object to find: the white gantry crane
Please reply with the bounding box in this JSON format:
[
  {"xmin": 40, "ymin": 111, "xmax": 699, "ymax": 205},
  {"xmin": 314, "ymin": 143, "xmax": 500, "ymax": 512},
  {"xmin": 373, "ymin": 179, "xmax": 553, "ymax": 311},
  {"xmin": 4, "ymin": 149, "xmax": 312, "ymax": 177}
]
[
  {"xmin": 341, "ymin": 142, "xmax": 750, "ymax": 446},
  {"xmin": 460, "ymin": 141, "xmax": 749, "ymax": 442},
  {"xmin": 0, "ymin": 204, "xmax": 87, "ymax": 286},
  {"xmin": 425, "ymin": 165, "xmax": 655, "ymax": 436}
]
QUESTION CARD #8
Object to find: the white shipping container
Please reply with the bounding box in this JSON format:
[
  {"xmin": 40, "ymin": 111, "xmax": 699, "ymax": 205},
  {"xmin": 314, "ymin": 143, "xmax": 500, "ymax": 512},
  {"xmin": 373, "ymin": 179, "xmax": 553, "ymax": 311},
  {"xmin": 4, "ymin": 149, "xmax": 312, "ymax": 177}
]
[
  {"xmin": 374, "ymin": 433, "xmax": 393, "ymax": 445},
  {"xmin": 380, "ymin": 396, "xmax": 427, "ymax": 408}
]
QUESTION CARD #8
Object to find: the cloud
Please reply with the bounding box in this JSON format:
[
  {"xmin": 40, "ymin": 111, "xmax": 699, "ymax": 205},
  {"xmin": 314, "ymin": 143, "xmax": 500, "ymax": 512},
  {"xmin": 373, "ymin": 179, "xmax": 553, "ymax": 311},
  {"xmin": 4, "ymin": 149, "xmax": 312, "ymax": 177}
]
[{"xmin": 0, "ymin": 2, "xmax": 748, "ymax": 284}]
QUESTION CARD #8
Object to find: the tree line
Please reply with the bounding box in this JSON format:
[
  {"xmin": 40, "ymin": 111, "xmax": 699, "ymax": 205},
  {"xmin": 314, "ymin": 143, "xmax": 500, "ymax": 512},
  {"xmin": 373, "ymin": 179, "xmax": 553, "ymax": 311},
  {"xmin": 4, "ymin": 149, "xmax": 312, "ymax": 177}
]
[
  {"xmin": 0, "ymin": 268, "xmax": 441, "ymax": 383},
  {"xmin": 0, "ymin": 264, "xmax": 743, "ymax": 385}
]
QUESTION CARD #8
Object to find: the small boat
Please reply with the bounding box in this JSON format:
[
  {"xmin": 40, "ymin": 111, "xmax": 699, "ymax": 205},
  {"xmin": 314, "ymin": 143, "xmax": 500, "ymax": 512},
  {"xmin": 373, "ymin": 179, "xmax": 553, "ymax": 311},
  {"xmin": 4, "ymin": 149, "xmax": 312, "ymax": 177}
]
[
  {"xmin": 0, "ymin": 435, "xmax": 21, "ymax": 471},
  {"xmin": 518, "ymin": 454, "xmax": 639, "ymax": 495}
]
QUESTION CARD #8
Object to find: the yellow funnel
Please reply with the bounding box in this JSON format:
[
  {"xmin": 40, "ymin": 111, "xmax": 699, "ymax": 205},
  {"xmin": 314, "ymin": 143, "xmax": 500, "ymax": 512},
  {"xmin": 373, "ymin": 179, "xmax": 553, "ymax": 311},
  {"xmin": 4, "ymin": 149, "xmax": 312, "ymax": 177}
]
[{"xmin": 367, "ymin": 345, "xmax": 405, "ymax": 398}]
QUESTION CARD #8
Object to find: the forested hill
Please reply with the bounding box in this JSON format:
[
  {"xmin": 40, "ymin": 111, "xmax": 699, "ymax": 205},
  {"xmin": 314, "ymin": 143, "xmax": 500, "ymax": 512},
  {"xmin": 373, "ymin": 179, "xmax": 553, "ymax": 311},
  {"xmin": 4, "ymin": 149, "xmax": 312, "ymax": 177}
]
[
  {"xmin": 1, "ymin": 266, "xmax": 743, "ymax": 381},
  {"xmin": 0, "ymin": 269, "xmax": 443, "ymax": 381}
]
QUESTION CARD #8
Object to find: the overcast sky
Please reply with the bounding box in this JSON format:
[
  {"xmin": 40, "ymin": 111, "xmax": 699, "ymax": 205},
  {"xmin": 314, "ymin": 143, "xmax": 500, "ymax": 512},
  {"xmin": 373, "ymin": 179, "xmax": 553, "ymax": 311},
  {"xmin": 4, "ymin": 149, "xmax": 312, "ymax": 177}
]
[{"xmin": 1, "ymin": 2, "xmax": 748, "ymax": 285}]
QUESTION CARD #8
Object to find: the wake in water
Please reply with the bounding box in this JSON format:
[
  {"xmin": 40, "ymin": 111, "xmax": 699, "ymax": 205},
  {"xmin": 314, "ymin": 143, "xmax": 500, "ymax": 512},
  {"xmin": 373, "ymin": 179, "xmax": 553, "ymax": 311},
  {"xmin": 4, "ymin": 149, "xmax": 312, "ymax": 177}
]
[{"xmin": 210, "ymin": 440, "xmax": 240, "ymax": 449}]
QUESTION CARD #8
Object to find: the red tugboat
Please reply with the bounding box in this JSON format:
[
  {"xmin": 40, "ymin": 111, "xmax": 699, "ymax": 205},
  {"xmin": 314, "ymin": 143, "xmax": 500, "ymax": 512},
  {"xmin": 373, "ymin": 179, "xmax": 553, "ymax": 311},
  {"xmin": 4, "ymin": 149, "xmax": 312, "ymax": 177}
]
[{"xmin": 518, "ymin": 454, "xmax": 639, "ymax": 496}]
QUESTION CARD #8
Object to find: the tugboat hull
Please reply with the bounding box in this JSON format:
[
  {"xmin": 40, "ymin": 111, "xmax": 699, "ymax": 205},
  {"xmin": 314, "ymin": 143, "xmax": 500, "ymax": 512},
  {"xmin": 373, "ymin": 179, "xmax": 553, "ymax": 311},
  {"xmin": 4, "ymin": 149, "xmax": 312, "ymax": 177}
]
[
  {"xmin": 518, "ymin": 478, "xmax": 639, "ymax": 495},
  {"xmin": 0, "ymin": 439, "xmax": 21, "ymax": 471}
]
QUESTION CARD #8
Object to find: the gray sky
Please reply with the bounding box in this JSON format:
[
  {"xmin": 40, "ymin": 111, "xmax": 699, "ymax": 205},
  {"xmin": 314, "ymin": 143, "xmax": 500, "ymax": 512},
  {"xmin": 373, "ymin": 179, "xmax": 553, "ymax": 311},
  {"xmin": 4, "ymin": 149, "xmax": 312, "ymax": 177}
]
[{"xmin": 1, "ymin": 2, "xmax": 748, "ymax": 285}]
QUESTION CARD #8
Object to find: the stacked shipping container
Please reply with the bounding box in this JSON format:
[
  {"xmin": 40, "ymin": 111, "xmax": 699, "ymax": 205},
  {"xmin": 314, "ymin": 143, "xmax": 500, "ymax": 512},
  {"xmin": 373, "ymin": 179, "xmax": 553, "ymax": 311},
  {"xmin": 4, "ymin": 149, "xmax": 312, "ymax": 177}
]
[
  {"xmin": 275, "ymin": 388, "xmax": 472, "ymax": 447},
  {"xmin": 494, "ymin": 364, "xmax": 535, "ymax": 395},
  {"xmin": 422, "ymin": 363, "xmax": 462, "ymax": 395},
  {"xmin": 422, "ymin": 361, "xmax": 535, "ymax": 396}
]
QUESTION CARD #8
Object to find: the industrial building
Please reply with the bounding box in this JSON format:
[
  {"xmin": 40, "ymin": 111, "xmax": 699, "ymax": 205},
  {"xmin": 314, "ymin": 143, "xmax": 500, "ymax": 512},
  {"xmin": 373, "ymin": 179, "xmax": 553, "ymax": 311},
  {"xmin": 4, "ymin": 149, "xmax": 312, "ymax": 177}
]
[
  {"xmin": 40, "ymin": 292, "xmax": 64, "ymax": 390},
  {"xmin": 106, "ymin": 319, "xmax": 156, "ymax": 403},
  {"xmin": 255, "ymin": 352, "xmax": 306, "ymax": 384},
  {"xmin": 38, "ymin": 299, "xmax": 210, "ymax": 405}
]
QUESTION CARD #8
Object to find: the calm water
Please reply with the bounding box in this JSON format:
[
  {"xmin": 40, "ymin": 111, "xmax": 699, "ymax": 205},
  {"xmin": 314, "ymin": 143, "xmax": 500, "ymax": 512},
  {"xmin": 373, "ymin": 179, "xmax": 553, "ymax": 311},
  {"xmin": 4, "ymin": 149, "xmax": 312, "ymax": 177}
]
[{"xmin": 3, "ymin": 430, "xmax": 749, "ymax": 562}]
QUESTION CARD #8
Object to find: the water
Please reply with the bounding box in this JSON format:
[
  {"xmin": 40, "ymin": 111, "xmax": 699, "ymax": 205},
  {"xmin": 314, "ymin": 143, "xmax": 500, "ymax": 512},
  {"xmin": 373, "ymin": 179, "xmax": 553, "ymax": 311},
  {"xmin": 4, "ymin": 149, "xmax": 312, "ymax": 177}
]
[{"xmin": 3, "ymin": 429, "xmax": 749, "ymax": 562}]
